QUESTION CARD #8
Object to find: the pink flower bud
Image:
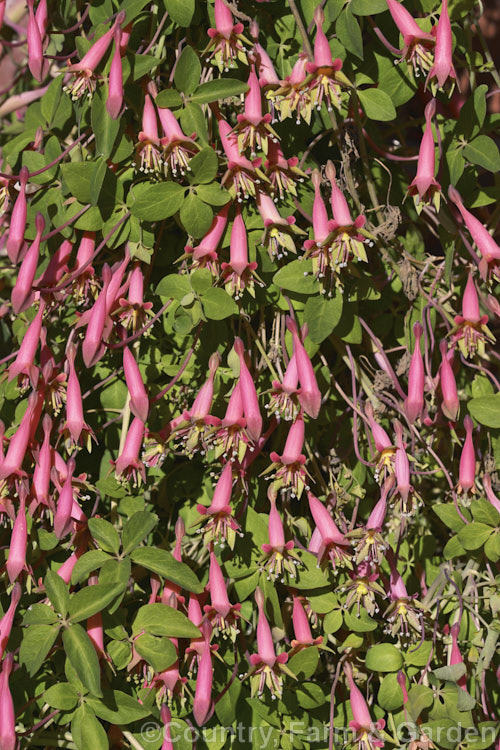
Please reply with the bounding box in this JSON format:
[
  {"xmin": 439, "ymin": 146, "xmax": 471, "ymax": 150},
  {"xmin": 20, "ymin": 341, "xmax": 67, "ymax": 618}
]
[
  {"xmin": 449, "ymin": 622, "xmax": 467, "ymax": 689},
  {"xmin": 114, "ymin": 417, "xmax": 146, "ymax": 485},
  {"xmin": 461, "ymin": 273, "xmax": 481, "ymax": 323},
  {"xmin": 193, "ymin": 632, "xmax": 214, "ymax": 726},
  {"xmin": 364, "ymin": 402, "xmax": 392, "ymax": 454},
  {"xmin": 208, "ymin": 551, "xmax": 231, "ymax": 618},
  {"xmin": 308, "ymin": 492, "xmax": 347, "ymax": 547},
  {"xmin": 0, "ymin": 583, "xmax": 21, "ymax": 661},
  {"xmin": 8, "ymin": 301, "xmax": 45, "ymax": 388},
  {"xmin": 6, "ymin": 491, "xmax": 27, "ymax": 583},
  {"xmin": 11, "ymin": 211, "xmax": 44, "ymax": 314},
  {"xmin": 280, "ymin": 413, "xmax": 305, "ymax": 464},
  {"xmin": 287, "ymin": 318, "xmax": 321, "ymax": 419},
  {"xmin": 458, "ymin": 416, "xmax": 475, "ymax": 494},
  {"xmin": 189, "ymin": 353, "xmax": 220, "ymax": 420},
  {"xmin": 32, "ymin": 414, "xmax": 52, "ymax": 507},
  {"xmin": 408, "ymin": 99, "xmax": 440, "ymax": 205},
  {"xmin": 253, "ymin": 587, "xmax": 276, "ymax": 667},
  {"xmin": 27, "ymin": 0, "xmax": 48, "ymax": 81},
  {"xmin": 0, "ymin": 653, "xmax": 16, "ymax": 750},
  {"xmin": 325, "ymin": 161, "xmax": 352, "ymax": 226},
  {"xmin": 0, "ymin": 393, "xmax": 37, "ymax": 481},
  {"xmin": 87, "ymin": 575, "xmax": 104, "ymax": 655},
  {"xmin": 310, "ymin": 170, "xmax": 330, "ymax": 244},
  {"xmin": 123, "ymin": 347, "xmax": 149, "ymax": 423},
  {"xmin": 106, "ymin": 26, "xmax": 123, "ymax": 120},
  {"xmin": 54, "ymin": 457, "xmax": 76, "ymax": 539},
  {"xmin": 82, "ymin": 264, "xmax": 111, "ymax": 368},
  {"xmin": 404, "ymin": 322, "xmax": 425, "ymax": 423},
  {"xmin": 253, "ymin": 43, "xmax": 280, "ymax": 87},
  {"xmin": 6, "ymin": 167, "xmax": 29, "ymax": 264},
  {"xmin": 426, "ymin": 0, "xmax": 457, "ymax": 89},
  {"xmin": 234, "ymin": 338, "xmax": 262, "ymax": 441},
  {"xmin": 312, "ymin": 6, "xmax": 334, "ymax": 68},
  {"xmin": 64, "ymin": 343, "xmax": 87, "ymax": 447},
  {"xmin": 448, "ymin": 186, "xmax": 500, "ymax": 282},
  {"xmin": 439, "ymin": 340, "xmax": 459, "ymax": 421}
]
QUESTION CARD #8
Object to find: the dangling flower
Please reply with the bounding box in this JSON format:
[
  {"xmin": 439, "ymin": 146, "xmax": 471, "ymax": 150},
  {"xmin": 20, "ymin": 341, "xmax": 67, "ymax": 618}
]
[
  {"xmin": 6, "ymin": 166, "xmax": 29, "ymax": 264},
  {"xmin": 31, "ymin": 413, "xmax": 53, "ymax": 510},
  {"xmin": 221, "ymin": 206, "xmax": 259, "ymax": 299},
  {"xmin": 256, "ymin": 190, "xmax": 302, "ymax": 260},
  {"xmin": 383, "ymin": 551, "xmax": 425, "ymax": 640},
  {"xmin": 264, "ymin": 140, "xmax": 306, "ymax": 201},
  {"xmin": 457, "ymin": 415, "xmax": 476, "ymax": 498},
  {"xmin": 112, "ymin": 417, "xmax": 146, "ymax": 486},
  {"xmin": 259, "ymin": 488, "xmax": 300, "ymax": 581},
  {"xmin": 211, "ymin": 381, "xmax": 251, "ymax": 463},
  {"xmin": 425, "ymin": 0, "xmax": 457, "ymax": 96},
  {"xmin": 158, "ymin": 107, "xmax": 198, "ymax": 177},
  {"xmin": 438, "ymin": 340, "xmax": 459, "ymax": 421},
  {"xmin": 308, "ymin": 491, "xmax": 352, "ymax": 570},
  {"xmin": 448, "ymin": 622, "xmax": 468, "ymax": 690},
  {"xmin": 81, "ymin": 264, "xmax": 112, "ymax": 369},
  {"xmin": 204, "ymin": 0, "xmax": 250, "ymax": 72},
  {"xmin": 70, "ymin": 232, "xmax": 99, "ymax": 306},
  {"xmin": 364, "ymin": 403, "xmax": 396, "ymax": 480},
  {"xmin": 196, "ymin": 463, "xmax": 241, "ymax": 549},
  {"xmin": 448, "ymin": 186, "xmax": 500, "ymax": 283},
  {"xmin": 449, "ymin": 273, "xmax": 494, "ymax": 358},
  {"xmin": 343, "ymin": 561, "xmax": 385, "ymax": 617},
  {"xmin": 286, "ymin": 317, "xmax": 322, "ymax": 419},
  {"xmin": 392, "ymin": 420, "xmax": 421, "ymax": 516},
  {"xmin": 267, "ymin": 352, "xmax": 302, "ymax": 422},
  {"xmin": 0, "ymin": 654, "xmax": 17, "ymax": 750},
  {"xmin": 218, "ymin": 117, "xmax": 269, "ymax": 201},
  {"xmin": 203, "ymin": 550, "xmax": 241, "ymax": 640},
  {"xmin": 106, "ymin": 25, "xmax": 124, "ymax": 119},
  {"xmin": 6, "ymin": 490, "xmax": 28, "ymax": 583},
  {"xmin": 266, "ymin": 412, "xmax": 310, "ymax": 498},
  {"xmin": 171, "ymin": 352, "xmax": 221, "ymax": 455},
  {"xmin": 344, "ymin": 662, "xmax": 386, "ymax": 749},
  {"xmin": 268, "ymin": 54, "xmax": 313, "ymax": 125},
  {"xmin": 385, "ymin": 0, "xmax": 435, "ymax": 78},
  {"xmin": 304, "ymin": 6, "xmax": 350, "ymax": 113},
  {"xmin": 246, "ymin": 587, "xmax": 292, "ymax": 699},
  {"xmin": 184, "ymin": 204, "xmax": 230, "ymax": 275},
  {"xmin": 65, "ymin": 12, "xmax": 125, "ymax": 100},
  {"xmin": 27, "ymin": 0, "xmax": 49, "ymax": 81},
  {"xmin": 404, "ymin": 322, "xmax": 425, "ymax": 424},
  {"xmin": 134, "ymin": 94, "xmax": 163, "ymax": 174},
  {"xmin": 116, "ymin": 263, "xmax": 154, "ymax": 333},
  {"xmin": 192, "ymin": 622, "xmax": 215, "ymax": 726},
  {"xmin": 0, "ymin": 583, "xmax": 21, "ymax": 660},
  {"xmin": 324, "ymin": 160, "xmax": 370, "ymax": 266},
  {"xmin": 8, "ymin": 301, "xmax": 45, "ymax": 390},
  {"xmin": 348, "ymin": 479, "xmax": 392, "ymax": 566},
  {"xmin": 232, "ymin": 67, "xmax": 279, "ymax": 157},
  {"xmin": 233, "ymin": 338, "xmax": 262, "ymax": 442},
  {"xmin": 123, "ymin": 346, "xmax": 149, "ymax": 423},
  {"xmin": 290, "ymin": 595, "xmax": 323, "ymax": 652},
  {"xmin": 407, "ymin": 99, "xmax": 441, "ymax": 212},
  {"xmin": 60, "ymin": 342, "xmax": 96, "ymax": 452}
]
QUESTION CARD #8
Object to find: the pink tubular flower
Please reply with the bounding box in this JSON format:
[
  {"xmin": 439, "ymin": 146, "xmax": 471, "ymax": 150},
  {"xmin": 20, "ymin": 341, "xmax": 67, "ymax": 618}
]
[
  {"xmin": 268, "ymin": 352, "xmax": 301, "ymax": 422},
  {"xmin": 65, "ymin": 12, "xmax": 125, "ymax": 100},
  {"xmin": 32, "ymin": 413, "xmax": 53, "ymax": 509},
  {"xmin": 212, "ymin": 381, "xmax": 250, "ymax": 463},
  {"xmin": 385, "ymin": 0, "xmax": 435, "ymax": 77},
  {"xmin": 116, "ymin": 262, "xmax": 153, "ymax": 333},
  {"xmin": 204, "ymin": 550, "xmax": 241, "ymax": 640},
  {"xmin": 113, "ymin": 417, "xmax": 146, "ymax": 486},
  {"xmin": 106, "ymin": 25, "xmax": 123, "ymax": 120},
  {"xmin": 193, "ymin": 623, "xmax": 215, "ymax": 726},
  {"xmin": 325, "ymin": 160, "xmax": 369, "ymax": 267},
  {"xmin": 8, "ymin": 301, "xmax": 45, "ymax": 389},
  {"xmin": 252, "ymin": 42, "xmax": 280, "ymax": 89},
  {"xmin": 264, "ymin": 140, "xmax": 306, "ymax": 201},
  {"xmin": 450, "ymin": 273, "xmax": 494, "ymax": 358},
  {"xmin": 449, "ymin": 623, "xmax": 467, "ymax": 690},
  {"xmin": 438, "ymin": 340, "xmax": 459, "ymax": 421},
  {"xmin": 248, "ymin": 587, "xmax": 289, "ymax": 698},
  {"xmin": 0, "ymin": 584, "xmax": 21, "ymax": 661},
  {"xmin": 348, "ymin": 480, "xmax": 391, "ymax": 566},
  {"xmin": 483, "ymin": 474, "xmax": 500, "ymax": 515},
  {"xmin": 160, "ymin": 705, "xmax": 175, "ymax": 750},
  {"xmin": 268, "ymin": 53, "xmax": 312, "ymax": 125},
  {"xmin": 196, "ymin": 462, "xmax": 241, "ymax": 548},
  {"xmin": 426, "ymin": 0, "xmax": 457, "ymax": 94},
  {"xmin": 267, "ymin": 412, "xmax": 309, "ymax": 498},
  {"xmin": 185, "ymin": 203, "xmax": 229, "ymax": 274},
  {"xmin": 384, "ymin": 550, "xmax": 423, "ymax": 639},
  {"xmin": 204, "ymin": 0, "xmax": 249, "ymax": 72},
  {"xmin": 393, "ymin": 421, "xmax": 418, "ymax": 516},
  {"xmin": 304, "ymin": 6, "xmax": 346, "ymax": 113},
  {"xmin": 221, "ymin": 207, "xmax": 258, "ymax": 299},
  {"xmin": 407, "ymin": 99, "xmax": 441, "ymax": 212},
  {"xmin": 286, "ymin": 317, "xmax": 321, "ymax": 419},
  {"xmin": 260, "ymin": 487, "xmax": 300, "ymax": 581},
  {"xmin": 256, "ymin": 190, "xmax": 302, "ymax": 259},
  {"xmin": 6, "ymin": 166, "xmax": 29, "ymax": 264},
  {"xmin": 0, "ymin": 393, "xmax": 37, "ymax": 484},
  {"xmin": 345, "ymin": 662, "xmax": 385, "ymax": 749},
  {"xmin": 6, "ymin": 490, "xmax": 28, "ymax": 583},
  {"xmin": 233, "ymin": 338, "xmax": 262, "ymax": 442},
  {"xmin": 27, "ymin": 0, "xmax": 48, "ymax": 82},
  {"xmin": 404, "ymin": 323, "xmax": 425, "ymax": 424},
  {"xmin": 218, "ymin": 117, "xmax": 268, "ymax": 201},
  {"xmin": 123, "ymin": 347, "xmax": 149, "ymax": 423},
  {"xmin": 11, "ymin": 211, "xmax": 43, "ymax": 314},
  {"xmin": 308, "ymin": 491, "xmax": 351, "ymax": 569},
  {"xmin": 87, "ymin": 575, "xmax": 104, "ymax": 656},
  {"xmin": 82, "ymin": 264, "xmax": 111, "ymax": 368},
  {"xmin": 54, "ymin": 457, "xmax": 77, "ymax": 539},
  {"xmin": 457, "ymin": 415, "xmax": 475, "ymax": 496},
  {"xmin": 290, "ymin": 595, "xmax": 322, "ymax": 651},
  {"xmin": 0, "ymin": 653, "xmax": 16, "ymax": 750},
  {"xmin": 343, "ymin": 561, "xmax": 385, "ymax": 617},
  {"xmin": 448, "ymin": 186, "xmax": 500, "ymax": 283},
  {"xmin": 158, "ymin": 106, "xmax": 197, "ymax": 177},
  {"xmin": 135, "ymin": 94, "xmax": 162, "ymax": 174},
  {"xmin": 61, "ymin": 343, "xmax": 95, "ymax": 452},
  {"xmin": 232, "ymin": 66, "xmax": 279, "ymax": 157}
]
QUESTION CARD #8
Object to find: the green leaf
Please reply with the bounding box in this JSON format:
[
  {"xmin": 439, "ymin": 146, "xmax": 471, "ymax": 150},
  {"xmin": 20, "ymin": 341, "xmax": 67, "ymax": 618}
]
[
  {"xmin": 201, "ymin": 287, "xmax": 238, "ymax": 320},
  {"xmin": 358, "ymin": 88, "xmax": 396, "ymax": 121},
  {"xmin": 121, "ymin": 511, "xmax": 158, "ymax": 554},
  {"xmin": 89, "ymin": 158, "xmax": 108, "ymax": 207},
  {"xmin": 180, "ymin": 192, "xmax": 214, "ymax": 237},
  {"xmin": 190, "ymin": 78, "xmax": 250, "ymax": 105},
  {"xmin": 457, "ymin": 522, "xmax": 493, "ymax": 551},
  {"xmin": 378, "ymin": 672, "xmax": 405, "ymax": 711},
  {"xmin": 343, "ymin": 609, "xmax": 378, "ymax": 632},
  {"xmin": 181, "ymin": 103, "xmax": 209, "ymax": 144},
  {"xmin": 62, "ymin": 624, "xmax": 102, "ymax": 697},
  {"xmin": 80, "ymin": 709, "xmax": 108, "ymax": 750},
  {"xmin": 432, "ymin": 663, "xmax": 467, "ymax": 682},
  {"xmin": 131, "ymin": 53, "xmax": 158, "ymax": 80},
  {"xmin": 44, "ymin": 682, "xmax": 79, "ymax": 711},
  {"xmin": 91, "ymin": 88, "xmax": 120, "ymax": 159},
  {"xmin": 135, "ymin": 633, "xmax": 177, "ymax": 671},
  {"xmin": 470, "ymin": 498, "xmax": 500, "ymax": 527},
  {"xmin": 41, "ymin": 75, "xmax": 64, "ymax": 126},
  {"xmin": 365, "ymin": 643, "xmax": 404, "ymax": 672},
  {"xmin": 61, "ymin": 162, "xmax": 94, "ymax": 204},
  {"xmin": 443, "ymin": 534, "xmax": 465, "ymax": 560},
  {"xmin": 273, "ymin": 260, "xmax": 320, "ymax": 294},
  {"xmin": 457, "ymin": 84, "xmax": 488, "ymax": 139},
  {"xmin": 292, "ymin": 550, "xmax": 329, "ymax": 590},
  {"xmin": 303, "ymin": 294, "xmax": 343, "ymax": 343},
  {"xmin": 446, "ymin": 148, "xmax": 465, "ymax": 184},
  {"xmin": 406, "ymin": 684, "xmax": 434, "ymax": 720},
  {"xmin": 20, "ymin": 625, "xmax": 59, "ymax": 676},
  {"xmin": 68, "ymin": 583, "xmax": 119, "ymax": 623},
  {"xmin": 468, "ymin": 394, "xmax": 500, "ymax": 428},
  {"xmin": 130, "ymin": 547, "xmax": 204, "ymax": 592},
  {"xmin": 350, "ymin": 0, "xmax": 387, "ymax": 14},
  {"xmin": 404, "ymin": 640, "xmax": 432, "ymax": 667},
  {"xmin": 44, "ymin": 570, "xmax": 70, "ymax": 617},
  {"xmin": 88, "ymin": 517, "xmax": 121, "ymax": 555},
  {"xmin": 196, "ymin": 183, "xmax": 231, "ymax": 206},
  {"xmin": 174, "ymin": 45, "xmax": 201, "ymax": 95},
  {"xmin": 117, "ymin": 0, "xmax": 152, "ymax": 23},
  {"xmin": 71, "ymin": 551, "xmax": 112, "ymax": 585},
  {"xmin": 23, "ymin": 603, "xmax": 59, "ymax": 626},
  {"xmin": 130, "ymin": 182, "xmax": 185, "ymax": 221},
  {"xmin": 323, "ymin": 609, "xmax": 343, "ymax": 633},
  {"xmin": 463, "ymin": 135, "xmax": 500, "ymax": 173},
  {"xmin": 156, "ymin": 89, "xmax": 183, "ymax": 109},
  {"xmin": 132, "ymin": 603, "xmax": 201, "ymax": 638},
  {"xmin": 86, "ymin": 690, "xmax": 151, "ymax": 724},
  {"xmin": 288, "ymin": 647, "xmax": 319, "ymax": 679},
  {"xmin": 165, "ymin": 0, "xmax": 195, "ymax": 26},
  {"xmin": 433, "ymin": 504, "xmax": 467, "ymax": 533},
  {"xmin": 295, "ymin": 682, "xmax": 327, "ymax": 709},
  {"xmin": 337, "ymin": 7, "xmax": 363, "ymax": 59},
  {"xmin": 156, "ymin": 273, "xmax": 192, "ymax": 300},
  {"xmin": 189, "ymin": 148, "xmax": 219, "ymax": 184}
]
